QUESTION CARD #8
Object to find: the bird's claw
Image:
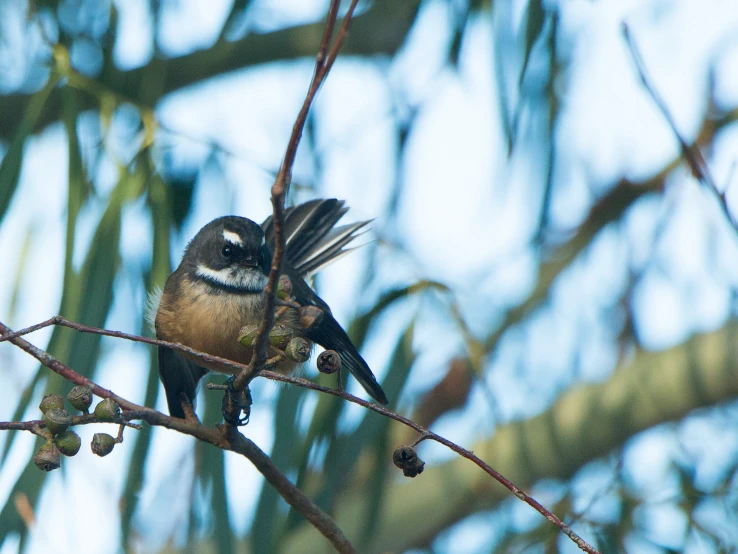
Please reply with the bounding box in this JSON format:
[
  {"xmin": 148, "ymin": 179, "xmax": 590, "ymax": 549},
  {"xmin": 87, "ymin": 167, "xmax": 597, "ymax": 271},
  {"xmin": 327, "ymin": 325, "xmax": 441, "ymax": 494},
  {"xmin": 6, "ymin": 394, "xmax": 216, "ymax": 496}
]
[{"xmin": 221, "ymin": 376, "xmax": 252, "ymax": 426}]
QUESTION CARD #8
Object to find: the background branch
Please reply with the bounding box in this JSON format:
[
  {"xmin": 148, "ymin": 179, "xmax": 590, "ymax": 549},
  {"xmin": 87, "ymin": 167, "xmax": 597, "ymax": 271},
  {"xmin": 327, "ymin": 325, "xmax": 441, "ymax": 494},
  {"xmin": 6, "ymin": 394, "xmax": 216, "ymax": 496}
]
[
  {"xmin": 282, "ymin": 321, "xmax": 738, "ymax": 553},
  {"xmin": 0, "ymin": 0, "xmax": 422, "ymax": 143},
  {"xmin": 622, "ymin": 23, "xmax": 737, "ymax": 231}
]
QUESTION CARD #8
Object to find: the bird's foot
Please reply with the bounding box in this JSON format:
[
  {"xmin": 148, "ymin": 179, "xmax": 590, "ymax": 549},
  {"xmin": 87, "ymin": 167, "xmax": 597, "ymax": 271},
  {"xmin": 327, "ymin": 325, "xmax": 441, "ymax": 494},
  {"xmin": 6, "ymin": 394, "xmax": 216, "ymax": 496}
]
[{"xmin": 221, "ymin": 376, "xmax": 252, "ymax": 426}]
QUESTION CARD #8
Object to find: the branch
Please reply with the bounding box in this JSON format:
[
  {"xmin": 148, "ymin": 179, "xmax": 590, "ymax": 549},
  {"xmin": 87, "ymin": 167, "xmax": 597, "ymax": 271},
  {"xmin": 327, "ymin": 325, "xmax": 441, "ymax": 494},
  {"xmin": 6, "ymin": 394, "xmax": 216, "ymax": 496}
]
[
  {"xmin": 0, "ymin": 414, "xmax": 142, "ymax": 434},
  {"xmin": 232, "ymin": 0, "xmax": 361, "ymax": 392},
  {"xmin": 0, "ymin": 320, "xmax": 355, "ymax": 554},
  {"xmin": 484, "ymin": 176, "xmax": 666, "ymax": 351},
  {"xmin": 622, "ymin": 23, "xmax": 737, "ymax": 231},
  {"xmin": 0, "ymin": 316, "xmax": 599, "ymax": 554}
]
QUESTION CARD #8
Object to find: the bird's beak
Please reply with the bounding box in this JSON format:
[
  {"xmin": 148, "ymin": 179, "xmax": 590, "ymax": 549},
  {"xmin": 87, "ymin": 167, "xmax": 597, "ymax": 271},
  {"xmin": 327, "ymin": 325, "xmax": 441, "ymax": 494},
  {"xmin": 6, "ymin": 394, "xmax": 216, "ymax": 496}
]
[{"xmin": 241, "ymin": 256, "xmax": 259, "ymax": 268}]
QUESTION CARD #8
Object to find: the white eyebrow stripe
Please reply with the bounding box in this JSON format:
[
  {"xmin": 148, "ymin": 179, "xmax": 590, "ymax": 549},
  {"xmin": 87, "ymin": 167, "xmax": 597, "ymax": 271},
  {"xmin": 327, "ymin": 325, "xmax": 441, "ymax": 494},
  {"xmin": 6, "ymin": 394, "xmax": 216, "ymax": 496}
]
[
  {"xmin": 195, "ymin": 264, "xmax": 267, "ymax": 292},
  {"xmin": 222, "ymin": 230, "xmax": 243, "ymax": 246}
]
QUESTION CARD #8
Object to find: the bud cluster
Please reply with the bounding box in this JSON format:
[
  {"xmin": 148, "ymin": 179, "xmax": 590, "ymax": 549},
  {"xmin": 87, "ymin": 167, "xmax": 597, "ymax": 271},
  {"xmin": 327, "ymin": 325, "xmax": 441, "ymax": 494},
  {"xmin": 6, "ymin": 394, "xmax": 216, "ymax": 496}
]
[{"xmin": 33, "ymin": 388, "xmax": 122, "ymax": 471}]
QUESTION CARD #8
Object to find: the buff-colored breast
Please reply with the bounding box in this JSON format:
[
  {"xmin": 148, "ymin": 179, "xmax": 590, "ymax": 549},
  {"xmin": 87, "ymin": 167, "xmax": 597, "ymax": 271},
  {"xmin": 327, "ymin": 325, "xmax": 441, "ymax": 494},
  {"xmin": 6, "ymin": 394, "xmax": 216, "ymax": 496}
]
[{"xmin": 155, "ymin": 275, "xmax": 306, "ymax": 374}]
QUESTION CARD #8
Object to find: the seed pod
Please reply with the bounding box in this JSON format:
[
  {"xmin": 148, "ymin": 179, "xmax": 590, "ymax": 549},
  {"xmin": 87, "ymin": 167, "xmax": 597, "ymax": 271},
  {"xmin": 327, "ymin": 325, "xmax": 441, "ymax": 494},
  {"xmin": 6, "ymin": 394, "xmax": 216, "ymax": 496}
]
[
  {"xmin": 34, "ymin": 441, "xmax": 61, "ymax": 471},
  {"xmin": 54, "ymin": 430, "xmax": 82, "ymax": 456},
  {"xmin": 317, "ymin": 350, "xmax": 341, "ymax": 374},
  {"xmin": 67, "ymin": 385, "xmax": 93, "ymax": 413},
  {"xmin": 93, "ymin": 398, "xmax": 121, "ymax": 422},
  {"xmin": 393, "ymin": 446, "xmax": 425, "ymax": 478},
  {"xmin": 269, "ymin": 324, "xmax": 294, "ymax": 350},
  {"xmin": 299, "ymin": 306, "xmax": 324, "ymax": 330},
  {"xmin": 285, "ymin": 337, "xmax": 311, "ymax": 363},
  {"xmin": 277, "ymin": 275, "xmax": 293, "ymax": 300},
  {"xmin": 39, "ymin": 394, "xmax": 65, "ymax": 414},
  {"xmin": 91, "ymin": 433, "xmax": 116, "ymax": 457},
  {"xmin": 43, "ymin": 409, "xmax": 70, "ymax": 435},
  {"xmin": 238, "ymin": 325, "xmax": 259, "ymax": 348}
]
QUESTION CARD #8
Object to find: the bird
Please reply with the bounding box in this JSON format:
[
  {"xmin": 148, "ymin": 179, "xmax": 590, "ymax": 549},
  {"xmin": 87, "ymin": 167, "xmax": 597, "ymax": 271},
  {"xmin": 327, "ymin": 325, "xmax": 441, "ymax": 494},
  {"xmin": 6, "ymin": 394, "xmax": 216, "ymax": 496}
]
[{"xmin": 149, "ymin": 198, "xmax": 388, "ymax": 419}]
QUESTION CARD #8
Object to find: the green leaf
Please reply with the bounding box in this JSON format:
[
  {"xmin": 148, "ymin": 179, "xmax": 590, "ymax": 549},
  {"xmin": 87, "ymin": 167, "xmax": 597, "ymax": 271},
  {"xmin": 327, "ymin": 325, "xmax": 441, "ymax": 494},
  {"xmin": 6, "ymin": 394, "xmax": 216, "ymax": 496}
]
[
  {"xmin": 0, "ymin": 437, "xmax": 48, "ymax": 542},
  {"xmin": 120, "ymin": 348, "xmax": 161, "ymax": 545},
  {"xmin": 51, "ymin": 188, "xmax": 122, "ymax": 387},
  {"xmin": 0, "ymin": 76, "xmax": 60, "ymax": 221},
  {"xmin": 0, "ymin": 85, "xmax": 82, "ymax": 466},
  {"xmin": 348, "ymin": 280, "xmax": 449, "ymax": 348},
  {"xmin": 198, "ymin": 436, "xmax": 234, "ymax": 554},
  {"xmin": 122, "ymin": 165, "xmax": 173, "ymax": 545},
  {"xmin": 0, "ymin": 370, "xmax": 43, "ymax": 465},
  {"xmin": 6, "ymin": 228, "xmax": 33, "ymax": 324},
  {"xmin": 284, "ymin": 282, "xmax": 446, "ymax": 529},
  {"xmin": 356, "ymin": 322, "xmax": 416, "ymax": 548},
  {"xmin": 290, "ymin": 322, "xmax": 416, "ymax": 534},
  {"xmin": 0, "ymin": 143, "xmax": 127, "ymax": 546},
  {"xmin": 520, "ymin": 0, "xmax": 546, "ymax": 84}
]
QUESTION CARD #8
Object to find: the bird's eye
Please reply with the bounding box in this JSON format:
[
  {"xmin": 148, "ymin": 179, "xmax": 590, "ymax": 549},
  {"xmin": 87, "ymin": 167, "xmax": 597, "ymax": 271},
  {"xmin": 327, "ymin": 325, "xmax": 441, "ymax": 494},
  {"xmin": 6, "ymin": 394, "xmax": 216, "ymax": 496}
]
[{"xmin": 222, "ymin": 245, "xmax": 233, "ymax": 258}]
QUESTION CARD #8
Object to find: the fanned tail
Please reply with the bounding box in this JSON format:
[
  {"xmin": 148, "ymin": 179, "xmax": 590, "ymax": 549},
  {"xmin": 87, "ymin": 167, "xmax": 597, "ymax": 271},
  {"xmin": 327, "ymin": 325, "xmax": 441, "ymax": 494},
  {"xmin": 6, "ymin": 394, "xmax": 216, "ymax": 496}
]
[{"xmin": 262, "ymin": 199, "xmax": 370, "ymax": 278}]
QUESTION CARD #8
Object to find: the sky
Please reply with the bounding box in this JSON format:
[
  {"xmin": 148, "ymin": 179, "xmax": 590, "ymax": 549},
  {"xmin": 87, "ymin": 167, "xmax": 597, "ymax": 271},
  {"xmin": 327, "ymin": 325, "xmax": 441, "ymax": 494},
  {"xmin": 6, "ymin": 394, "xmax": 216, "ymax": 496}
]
[{"xmin": 1, "ymin": 0, "xmax": 738, "ymax": 552}]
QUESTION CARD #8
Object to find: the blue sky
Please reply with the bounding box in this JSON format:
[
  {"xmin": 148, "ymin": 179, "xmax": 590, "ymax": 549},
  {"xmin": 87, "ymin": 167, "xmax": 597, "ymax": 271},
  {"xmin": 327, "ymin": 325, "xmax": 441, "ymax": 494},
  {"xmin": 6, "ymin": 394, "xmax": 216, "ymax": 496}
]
[{"xmin": 2, "ymin": 0, "xmax": 738, "ymax": 552}]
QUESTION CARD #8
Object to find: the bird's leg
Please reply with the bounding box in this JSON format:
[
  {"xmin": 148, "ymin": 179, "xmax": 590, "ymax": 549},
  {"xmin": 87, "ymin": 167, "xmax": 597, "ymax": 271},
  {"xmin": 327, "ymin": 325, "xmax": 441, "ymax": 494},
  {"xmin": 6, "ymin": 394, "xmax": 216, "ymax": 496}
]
[{"xmin": 221, "ymin": 376, "xmax": 252, "ymax": 426}]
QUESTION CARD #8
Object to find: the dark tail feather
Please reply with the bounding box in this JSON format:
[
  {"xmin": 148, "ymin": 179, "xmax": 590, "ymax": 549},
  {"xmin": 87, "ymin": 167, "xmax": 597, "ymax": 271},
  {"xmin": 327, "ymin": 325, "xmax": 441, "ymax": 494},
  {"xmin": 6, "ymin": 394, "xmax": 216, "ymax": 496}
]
[
  {"xmin": 263, "ymin": 200, "xmax": 385, "ymax": 404},
  {"xmin": 261, "ymin": 199, "xmax": 370, "ymax": 277}
]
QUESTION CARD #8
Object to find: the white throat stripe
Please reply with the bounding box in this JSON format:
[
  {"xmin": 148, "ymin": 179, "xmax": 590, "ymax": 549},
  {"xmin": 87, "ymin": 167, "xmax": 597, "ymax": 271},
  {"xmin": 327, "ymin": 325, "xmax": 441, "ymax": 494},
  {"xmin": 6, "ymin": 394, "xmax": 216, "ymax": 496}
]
[
  {"xmin": 222, "ymin": 230, "xmax": 243, "ymax": 247},
  {"xmin": 196, "ymin": 264, "xmax": 267, "ymax": 292}
]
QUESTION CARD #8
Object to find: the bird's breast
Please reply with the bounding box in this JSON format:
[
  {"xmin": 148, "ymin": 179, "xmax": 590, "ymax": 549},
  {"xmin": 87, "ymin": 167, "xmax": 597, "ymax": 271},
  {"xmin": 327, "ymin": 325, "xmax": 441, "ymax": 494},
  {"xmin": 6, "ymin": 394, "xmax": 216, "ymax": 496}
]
[{"xmin": 155, "ymin": 275, "xmax": 305, "ymax": 374}]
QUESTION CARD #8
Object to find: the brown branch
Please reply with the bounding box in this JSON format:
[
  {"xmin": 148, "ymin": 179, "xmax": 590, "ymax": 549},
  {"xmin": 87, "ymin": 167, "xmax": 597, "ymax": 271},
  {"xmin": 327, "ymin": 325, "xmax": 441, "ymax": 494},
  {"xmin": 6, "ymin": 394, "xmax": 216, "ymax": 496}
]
[
  {"xmin": 0, "ymin": 316, "xmax": 598, "ymax": 554},
  {"xmin": 0, "ymin": 0, "xmax": 422, "ymax": 143},
  {"xmin": 0, "ymin": 415, "xmax": 142, "ymax": 434},
  {"xmin": 622, "ymin": 23, "xmax": 737, "ymax": 231},
  {"xmin": 0, "ymin": 320, "xmax": 355, "ymax": 554},
  {"xmin": 0, "ymin": 420, "xmax": 48, "ymax": 439},
  {"xmin": 232, "ymin": 0, "xmax": 362, "ymax": 396},
  {"xmin": 0, "ymin": 315, "xmax": 278, "ymax": 376}
]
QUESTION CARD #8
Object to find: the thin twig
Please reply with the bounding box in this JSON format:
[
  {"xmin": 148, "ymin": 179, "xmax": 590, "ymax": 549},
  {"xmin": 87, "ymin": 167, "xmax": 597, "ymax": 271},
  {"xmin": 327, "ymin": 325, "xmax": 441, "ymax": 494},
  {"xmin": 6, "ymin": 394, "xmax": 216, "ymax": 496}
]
[
  {"xmin": 233, "ymin": 0, "xmax": 361, "ymax": 395},
  {"xmin": 0, "ymin": 414, "xmax": 143, "ymax": 433},
  {"xmin": 0, "ymin": 315, "xmax": 264, "ymax": 375},
  {"xmin": 316, "ymin": 0, "xmax": 341, "ymax": 68},
  {"xmin": 115, "ymin": 423, "xmax": 125, "ymax": 443},
  {"xmin": 0, "ymin": 317, "xmax": 598, "ymax": 554},
  {"xmin": 0, "ymin": 320, "xmax": 355, "ymax": 554},
  {"xmin": 410, "ymin": 432, "xmax": 430, "ymax": 448},
  {"xmin": 622, "ymin": 23, "xmax": 737, "ymax": 231},
  {"xmin": 0, "ymin": 420, "xmax": 49, "ymax": 439}
]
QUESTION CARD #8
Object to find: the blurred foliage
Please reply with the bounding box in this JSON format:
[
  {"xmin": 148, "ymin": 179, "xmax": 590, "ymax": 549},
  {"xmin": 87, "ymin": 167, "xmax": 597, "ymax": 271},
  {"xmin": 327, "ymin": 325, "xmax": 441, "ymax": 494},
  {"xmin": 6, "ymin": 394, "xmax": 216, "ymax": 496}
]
[{"xmin": 1, "ymin": 1, "xmax": 738, "ymax": 553}]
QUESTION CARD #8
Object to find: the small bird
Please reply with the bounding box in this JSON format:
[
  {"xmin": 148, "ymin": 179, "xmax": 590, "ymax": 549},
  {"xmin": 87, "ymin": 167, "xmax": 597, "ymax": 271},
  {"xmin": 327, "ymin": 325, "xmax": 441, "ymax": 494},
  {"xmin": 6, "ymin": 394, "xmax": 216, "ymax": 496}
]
[{"xmin": 151, "ymin": 198, "xmax": 388, "ymax": 418}]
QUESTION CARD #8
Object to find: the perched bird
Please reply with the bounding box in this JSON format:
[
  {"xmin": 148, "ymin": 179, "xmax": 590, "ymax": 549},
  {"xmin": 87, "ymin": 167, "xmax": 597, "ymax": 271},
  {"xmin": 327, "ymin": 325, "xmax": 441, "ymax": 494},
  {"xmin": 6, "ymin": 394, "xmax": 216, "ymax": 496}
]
[{"xmin": 150, "ymin": 199, "xmax": 387, "ymax": 418}]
